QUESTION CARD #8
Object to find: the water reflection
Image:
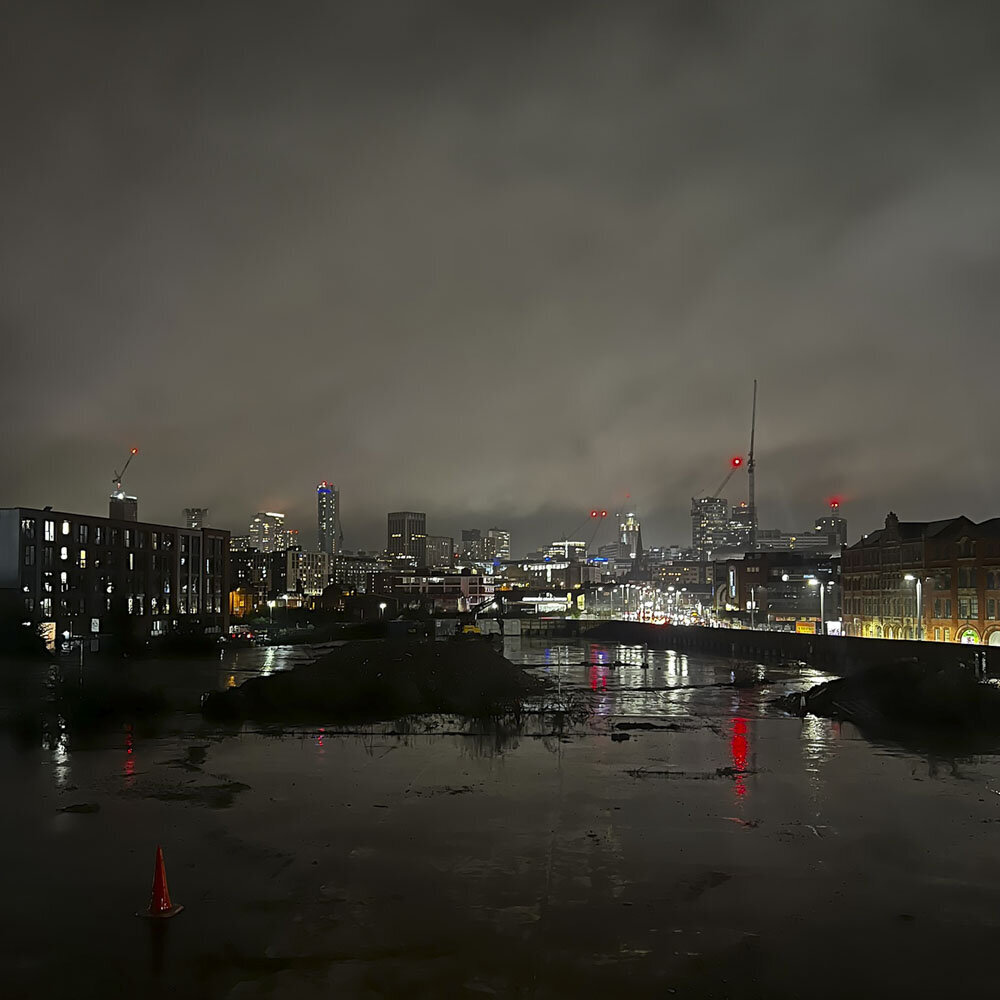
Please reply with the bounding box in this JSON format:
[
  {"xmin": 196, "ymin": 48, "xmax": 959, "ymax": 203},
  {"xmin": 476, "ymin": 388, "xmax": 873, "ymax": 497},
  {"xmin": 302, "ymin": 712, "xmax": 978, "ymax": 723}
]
[
  {"xmin": 731, "ymin": 717, "xmax": 749, "ymax": 798},
  {"xmin": 124, "ymin": 723, "xmax": 136, "ymax": 787}
]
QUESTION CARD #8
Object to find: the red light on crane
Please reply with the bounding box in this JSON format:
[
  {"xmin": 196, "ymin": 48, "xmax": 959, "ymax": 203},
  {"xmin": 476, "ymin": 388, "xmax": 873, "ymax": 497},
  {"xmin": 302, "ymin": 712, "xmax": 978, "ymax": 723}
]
[
  {"xmin": 130, "ymin": 448, "xmax": 139, "ymax": 455},
  {"xmin": 590, "ymin": 510, "xmax": 598, "ymax": 517},
  {"xmin": 730, "ymin": 456, "xmax": 743, "ymax": 468},
  {"xmin": 601, "ymin": 510, "xmax": 608, "ymax": 517}
]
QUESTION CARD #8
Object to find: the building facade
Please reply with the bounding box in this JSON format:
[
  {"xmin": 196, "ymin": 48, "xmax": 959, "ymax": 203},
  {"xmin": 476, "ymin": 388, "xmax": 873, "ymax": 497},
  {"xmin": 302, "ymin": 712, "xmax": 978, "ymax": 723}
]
[
  {"xmin": 1, "ymin": 506, "xmax": 228, "ymax": 645},
  {"xmin": 249, "ymin": 512, "xmax": 293, "ymax": 554},
  {"xmin": 425, "ymin": 534, "xmax": 455, "ymax": 568},
  {"xmin": 184, "ymin": 507, "xmax": 208, "ymax": 530},
  {"xmin": 387, "ymin": 511, "xmax": 427, "ymax": 565},
  {"xmin": 485, "ymin": 528, "xmax": 511, "ymax": 562},
  {"xmin": 842, "ymin": 512, "xmax": 1000, "ymax": 644}
]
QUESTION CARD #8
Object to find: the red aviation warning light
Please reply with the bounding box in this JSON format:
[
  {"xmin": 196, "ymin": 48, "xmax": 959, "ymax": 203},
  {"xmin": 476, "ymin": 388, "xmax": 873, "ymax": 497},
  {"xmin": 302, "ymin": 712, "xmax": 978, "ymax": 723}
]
[
  {"xmin": 600, "ymin": 510, "xmax": 608, "ymax": 517},
  {"xmin": 590, "ymin": 510, "xmax": 598, "ymax": 517},
  {"xmin": 829, "ymin": 496, "xmax": 842, "ymax": 511},
  {"xmin": 731, "ymin": 456, "xmax": 743, "ymax": 468}
]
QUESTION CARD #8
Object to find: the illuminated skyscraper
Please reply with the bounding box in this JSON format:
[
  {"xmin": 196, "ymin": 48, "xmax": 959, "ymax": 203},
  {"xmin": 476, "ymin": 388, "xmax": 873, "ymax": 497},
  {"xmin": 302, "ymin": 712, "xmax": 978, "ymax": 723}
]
[
  {"xmin": 317, "ymin": 482, "xmax": 341, "ymax": 555},
  {"xmin": 249, "ymin": 512, "xmax": 289, "ymax": 553},
  {"xmin": 619, "ymin": 511, "xmax": 642, "ymax": 560},
  {"xmin": 485, "ymin": 527, "xmax": 511, "ymax": 561}
]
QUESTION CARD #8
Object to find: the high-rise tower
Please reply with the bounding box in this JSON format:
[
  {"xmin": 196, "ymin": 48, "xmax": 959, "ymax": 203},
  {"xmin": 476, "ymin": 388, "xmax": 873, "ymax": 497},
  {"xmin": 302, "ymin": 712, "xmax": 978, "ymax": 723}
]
[{"xmin": 317, "ymin": 482, "xmax": 341, "ymax": 555}]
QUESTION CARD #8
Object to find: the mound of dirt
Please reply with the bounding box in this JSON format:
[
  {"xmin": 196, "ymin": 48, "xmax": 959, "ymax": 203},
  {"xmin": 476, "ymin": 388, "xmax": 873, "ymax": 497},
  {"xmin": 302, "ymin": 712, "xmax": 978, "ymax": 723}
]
[
  {"xmin": 201, "ymin": 639, "xmax": 543, "ymax": 723},
  {"xmin": 775, "ymin": 660, "xmax": 1000, "ymax": 730}
]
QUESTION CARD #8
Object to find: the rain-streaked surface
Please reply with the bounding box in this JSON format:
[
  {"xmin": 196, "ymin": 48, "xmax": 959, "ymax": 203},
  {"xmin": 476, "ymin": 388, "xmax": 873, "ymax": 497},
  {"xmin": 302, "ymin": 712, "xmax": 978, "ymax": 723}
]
[{"xmin": 5, "ymin": 638, "xmax": 1000, "ymax": 998}]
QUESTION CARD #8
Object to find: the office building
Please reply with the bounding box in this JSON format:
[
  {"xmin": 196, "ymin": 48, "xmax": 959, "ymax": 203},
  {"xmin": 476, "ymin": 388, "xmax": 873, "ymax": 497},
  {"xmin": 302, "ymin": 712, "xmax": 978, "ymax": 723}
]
[
  {"xmin": 485, "ymin": 527, "xmax": 511, "ymax": 561},
  {"xmin": 387, "ymin": 511, "xmax": 427, "ymax": 564},
  {"xmin": 691, "ymin": 497, "xmax": 730, "ymax": 560},
  {"xmin": 316, "ymin": 482, "xmax": 341, "ymax": 555},
  {"xmin": 1, "ymin": 506, "xmax": 229, "ymax": 646},
  {"xmin": 425, "ymin": 534, "xmax": 455, "ymax": 567}
]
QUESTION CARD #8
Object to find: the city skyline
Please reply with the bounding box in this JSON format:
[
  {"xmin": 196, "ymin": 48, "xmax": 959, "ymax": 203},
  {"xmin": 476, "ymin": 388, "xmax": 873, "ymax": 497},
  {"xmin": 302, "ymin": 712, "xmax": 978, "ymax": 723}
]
[{"xmin": 3, "ymin": 3, "xmax": 1000, "ymax": 552}]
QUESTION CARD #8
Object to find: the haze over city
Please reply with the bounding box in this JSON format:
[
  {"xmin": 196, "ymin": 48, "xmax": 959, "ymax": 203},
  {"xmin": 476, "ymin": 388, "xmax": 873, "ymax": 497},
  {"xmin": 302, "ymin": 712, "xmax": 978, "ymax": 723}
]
[{"xmin": 4, "ymin": 1, "xmax": 1000, "ymax": 550}]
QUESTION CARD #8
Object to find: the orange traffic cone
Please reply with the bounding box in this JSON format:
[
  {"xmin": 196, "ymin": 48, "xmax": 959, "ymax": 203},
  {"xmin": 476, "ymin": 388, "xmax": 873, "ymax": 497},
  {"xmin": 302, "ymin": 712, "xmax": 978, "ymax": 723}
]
[{"xmin": 140, "ymin": 845, "xmax": 184, "ymax": 919}]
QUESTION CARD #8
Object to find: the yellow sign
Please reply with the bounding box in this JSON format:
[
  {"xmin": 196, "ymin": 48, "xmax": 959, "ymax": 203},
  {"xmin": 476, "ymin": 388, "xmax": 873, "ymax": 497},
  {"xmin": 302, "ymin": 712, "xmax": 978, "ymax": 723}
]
[{"xmin": 795, "ymin": 620, "xmax": 817, "ymax": 634}]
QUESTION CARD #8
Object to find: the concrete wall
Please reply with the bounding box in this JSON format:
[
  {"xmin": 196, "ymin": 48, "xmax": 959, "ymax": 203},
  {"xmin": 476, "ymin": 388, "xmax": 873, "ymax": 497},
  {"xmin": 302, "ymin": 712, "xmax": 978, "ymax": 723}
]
[{"xmin": 580, "ymin": 621, "xmax": 996, "ymax": 676}]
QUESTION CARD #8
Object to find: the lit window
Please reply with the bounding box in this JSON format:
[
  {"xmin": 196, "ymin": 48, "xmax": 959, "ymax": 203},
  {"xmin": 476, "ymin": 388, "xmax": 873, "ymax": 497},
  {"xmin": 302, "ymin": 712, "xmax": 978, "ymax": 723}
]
[
  {"xmin": 62, "ymin": 521, "xmax": 70, "ymax": 535},
  {"xmin": 60, "ymin": 572, "xmax": 68, "ymax": 585},
  {"xmin": 128, "ymin": 553, "xmax": 134, "ymax": 570},
  {"xmin": 60, "ymin": 547, "xmax": 68, "ymax": 561},
  {"xmin": 78, "ymin": 549, "xmax": 87, "ymax": 569},
  {"xmin": 45, "ymin": 521, "xmax": 55, "ymax": 542}
]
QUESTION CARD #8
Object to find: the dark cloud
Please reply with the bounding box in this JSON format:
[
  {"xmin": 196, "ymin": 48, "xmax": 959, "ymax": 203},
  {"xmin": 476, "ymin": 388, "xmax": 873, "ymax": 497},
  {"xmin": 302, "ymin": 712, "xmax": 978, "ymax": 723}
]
[{"xmin": 3, "ymin": 1, "xmax": 999, "ymax": 550}]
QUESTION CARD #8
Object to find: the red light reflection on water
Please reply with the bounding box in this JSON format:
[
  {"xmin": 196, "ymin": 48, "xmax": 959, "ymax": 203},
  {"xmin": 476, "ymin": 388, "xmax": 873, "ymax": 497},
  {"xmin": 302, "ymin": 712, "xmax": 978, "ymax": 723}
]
[
  {"xmin": 731, "ymin": 717, "xmax": 748, "ymax": 798},
  {"xmin": 589, "ymin": 665, "xmax": 608, "ymax": 691},
  {"xmin": 124, "ymin": 724, "xmax": 135, "ymax": 783}
]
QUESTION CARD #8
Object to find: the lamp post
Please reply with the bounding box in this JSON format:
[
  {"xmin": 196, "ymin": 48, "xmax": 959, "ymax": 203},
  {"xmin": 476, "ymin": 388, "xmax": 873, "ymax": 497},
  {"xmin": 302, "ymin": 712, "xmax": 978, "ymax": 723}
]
[
  {"xmin": 267, "ymin": 599, "xmax": 275, "ymax": 624},
  {"xmin": 379, "ymin": 601, "xmax": 387, "ymax": 620},
  {"xmin": 808, "ymin": 578, "xmax": 828, "ymax": 635},
  {"xmin": 903, "ymin": 574, "xmax": 923, "ymax": 640}
]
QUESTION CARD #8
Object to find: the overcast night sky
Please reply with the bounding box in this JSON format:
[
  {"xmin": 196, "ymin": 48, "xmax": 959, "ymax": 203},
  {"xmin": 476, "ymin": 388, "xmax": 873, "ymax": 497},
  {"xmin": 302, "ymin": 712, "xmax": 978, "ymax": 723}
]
[{"xmin": 3, "ymin": 1, "xmax": 999, "ymax": 552}]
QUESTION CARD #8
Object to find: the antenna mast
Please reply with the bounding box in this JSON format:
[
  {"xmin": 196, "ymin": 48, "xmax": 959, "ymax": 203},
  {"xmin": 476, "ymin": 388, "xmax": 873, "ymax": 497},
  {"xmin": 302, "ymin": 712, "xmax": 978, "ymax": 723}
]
[{"xmin": 748, "ymin": 380, "xmax": 757, "ymax": 550}]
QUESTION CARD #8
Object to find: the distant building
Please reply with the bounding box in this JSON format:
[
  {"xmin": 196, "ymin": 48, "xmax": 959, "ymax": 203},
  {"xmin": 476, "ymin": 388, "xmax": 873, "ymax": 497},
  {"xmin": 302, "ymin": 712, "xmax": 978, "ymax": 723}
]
[
  {"xmin": 714, "ymin": 551, "xmax": 840, "ymax": 630},
  {"xmin": 546, "ymin": 539, "xmax": 588, "ymax": 561},
  {"xmin": 815, "ymin": 514, "xmax": 848, "ymax": 548},
  {"xmin": 373, "ymin": 569, "xmax": 494, "ymax": 614},
  {"xmin": 286, "ymin": 550, "xmax": 330, "ymax": 596},
  {"xmin": 619, "ymin": 511, "xmax": 643, "ymax": 561},
  {"xmin": 691, "ymin": 497, "xmax": 730, "ymax": 560},
  {"xmin": 2, "ymin": 506, "xmax": 228, "ymax": 645},
  {"xmin": 249, "ymin": 512, "xmax": 290, "ymax": 554},
  {"xmin": 755, "ymin": 528, "xmax": 838, "ymax": 553},
  {"xmin": 485, "ymin": 528, "xmax": 511, "ymax": 562},
  {"xmin": 842, "ymin": 511, "xmax": 1000, "ymax": 643},
  {"xmin": 184, "ymin": 507, "xmax": 208, "ymax": 530},
  {"xmin": 461, "ymin": 529, "xmax": 483, "ymax": 561},
  {"xmin": 316, "ymin": 482, "xmax": 341, "ymax": 555},
  {"xmin": 387, "ymin": 511, "xmax": 427, "ymax": 564},
  {"xmin": 330, "ymin": 551, "xmax": 389, "ymax": 595},
  {"xmin": 229, "ymin": 547, "xmax": 269, "ymax": 615},
  {"xmin": 229, "ymin": 535, "xmax": 251, "ymax": 552},
  {"xmin": 425, "ymin": 534, "xmax": 455, "ymax": 567}
]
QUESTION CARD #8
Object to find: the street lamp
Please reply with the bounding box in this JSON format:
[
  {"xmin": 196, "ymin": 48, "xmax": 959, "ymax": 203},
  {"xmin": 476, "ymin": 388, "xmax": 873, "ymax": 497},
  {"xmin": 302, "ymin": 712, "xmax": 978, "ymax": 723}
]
[
  {"xmin": 903, "ymin": 574, "xmax": 924, "ymax": 640},
  {"xmin": 267, "ymin": 599, "xmax": 275, "ymax": 624},
  {"xmin": 808, "ymin": 578, "xmax": 830, "ymax": 635},
  {"xmin": 379, "ymin": 602, "xmax": 387, "ymax": 620}
]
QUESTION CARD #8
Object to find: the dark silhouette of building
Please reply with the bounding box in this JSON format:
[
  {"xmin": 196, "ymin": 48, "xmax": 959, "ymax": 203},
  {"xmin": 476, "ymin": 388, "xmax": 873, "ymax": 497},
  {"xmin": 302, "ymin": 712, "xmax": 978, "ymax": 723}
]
[{"xmin": 388, "ymin": 511, "xmax": 426, "ymax": 564}]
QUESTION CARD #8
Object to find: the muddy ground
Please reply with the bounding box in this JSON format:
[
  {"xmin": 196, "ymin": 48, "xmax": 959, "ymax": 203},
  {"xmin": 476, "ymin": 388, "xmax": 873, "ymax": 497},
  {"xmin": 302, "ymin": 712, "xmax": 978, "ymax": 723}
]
[{"xmin": 5, "ymin": 639, "xmax": 1000, "ymax": 998}]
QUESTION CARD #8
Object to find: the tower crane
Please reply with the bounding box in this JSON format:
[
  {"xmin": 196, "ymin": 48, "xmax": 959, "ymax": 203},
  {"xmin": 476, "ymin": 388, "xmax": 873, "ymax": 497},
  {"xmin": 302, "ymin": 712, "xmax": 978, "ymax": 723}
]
[
  {"xmin": 709, "ymin": 455, "xmax": 744, "ymax": 499},
  {"xmin": 112, "ymin": 447, "xmax": 139, "ymax": 497},
  {"xmin": 747, "ymin": 378, "xmax": 758, "ymax": 548}
]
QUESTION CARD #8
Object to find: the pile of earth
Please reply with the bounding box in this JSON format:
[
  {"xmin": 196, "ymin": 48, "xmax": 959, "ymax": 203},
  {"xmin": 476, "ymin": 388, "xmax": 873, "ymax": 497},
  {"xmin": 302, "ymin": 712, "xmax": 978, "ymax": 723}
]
[
  {"xmin": 201, "ymin": 639, "xmax": 544, "ymax": 723},
  {"xmin": 775, "ymin": 660, "xmax": 1000, "ymax": 731}
]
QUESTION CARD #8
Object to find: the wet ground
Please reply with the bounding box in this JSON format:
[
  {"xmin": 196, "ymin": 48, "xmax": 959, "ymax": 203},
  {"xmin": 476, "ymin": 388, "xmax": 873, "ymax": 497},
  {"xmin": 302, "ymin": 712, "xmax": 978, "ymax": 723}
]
[{"xmin": 5, "ymin": 638, "xmax": 1000, "ymax": 998}]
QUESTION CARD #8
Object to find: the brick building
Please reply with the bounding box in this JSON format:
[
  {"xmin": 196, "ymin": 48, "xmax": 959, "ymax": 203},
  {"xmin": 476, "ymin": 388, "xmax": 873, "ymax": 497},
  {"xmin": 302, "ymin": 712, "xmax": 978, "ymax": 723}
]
[{"xmin": 842, "ymin": 512, "xmax": 1000, "ymax": 644}]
